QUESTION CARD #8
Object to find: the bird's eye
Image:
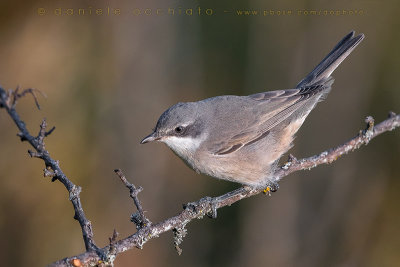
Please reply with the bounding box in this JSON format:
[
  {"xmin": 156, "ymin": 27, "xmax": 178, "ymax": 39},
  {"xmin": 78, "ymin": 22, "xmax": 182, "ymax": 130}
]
[{"xmin": 175, "ymin": 126, "xmax": 184, "ymax": 133}]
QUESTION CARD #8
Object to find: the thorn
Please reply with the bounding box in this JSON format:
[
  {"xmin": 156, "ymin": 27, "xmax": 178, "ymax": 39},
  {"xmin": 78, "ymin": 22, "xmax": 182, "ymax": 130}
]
[
  {"xmin": 17, "ymin": 132, "xmax": 27, "ymax": 142},
  {"xmin": 28, "ymin": 149, "xmax": 42, "ymax": 158},
  {"xmin": 12, "ymin": 86, "xmax": 20, "ymax": 108},
  {"xmin": 45, "ymin": 126, "xmax": 56, "ymax": 137},
  {"xmin": 109, "ymin": 229, "xmax": 119, "ymax": 244},
  {"xmin": 105, "ymin": 229, "xmax": 119, "ymax": 264}
]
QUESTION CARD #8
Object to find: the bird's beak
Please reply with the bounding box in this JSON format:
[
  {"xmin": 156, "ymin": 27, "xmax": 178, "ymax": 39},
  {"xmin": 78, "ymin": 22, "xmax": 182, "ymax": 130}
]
[{"xmin": 140, "ymin": 132, "xmax": 160, "ymax": 144}]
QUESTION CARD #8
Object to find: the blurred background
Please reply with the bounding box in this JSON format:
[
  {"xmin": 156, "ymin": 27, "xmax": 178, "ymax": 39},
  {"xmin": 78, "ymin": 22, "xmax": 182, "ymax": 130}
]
[{"xmin": 0, "ymin": 0, "xmax": 399, "ymax": 266}]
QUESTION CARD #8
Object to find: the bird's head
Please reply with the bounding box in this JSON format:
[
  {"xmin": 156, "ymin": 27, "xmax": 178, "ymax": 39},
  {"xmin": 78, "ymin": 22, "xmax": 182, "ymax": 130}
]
[{"xmin": 141, "ymin": 102, "xmax": 207, "ymax": 157}]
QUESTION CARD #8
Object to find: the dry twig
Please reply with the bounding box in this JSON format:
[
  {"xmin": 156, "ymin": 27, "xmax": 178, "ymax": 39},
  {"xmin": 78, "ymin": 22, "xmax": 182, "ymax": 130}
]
[
  {"xmin": 0, "ymin": 87, "xmax": 101, "ymax": 258},
  {"xmin": 114, "ymin": 169, "xmax": 151, "ymax": 230}
]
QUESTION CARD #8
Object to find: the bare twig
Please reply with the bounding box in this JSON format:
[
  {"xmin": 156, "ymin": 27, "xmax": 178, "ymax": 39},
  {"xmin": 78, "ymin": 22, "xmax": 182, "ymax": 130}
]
[
  {"xmin": 10, "ymin": 86, "xmax": 46, "ymax": 110},
  {"xmin": 114, "ymin": 169, "xmax": 151, "ymax": 230},
  {"xmin": 1, "ymin": 86, "xmax": 399, "ymax": 267}
]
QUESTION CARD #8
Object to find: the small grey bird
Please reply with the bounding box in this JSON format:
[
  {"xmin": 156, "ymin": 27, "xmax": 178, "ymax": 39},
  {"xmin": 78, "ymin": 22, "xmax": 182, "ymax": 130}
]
[{"xmin": 141, "ymin": 31, "xmax": 364, "ymax": 189}]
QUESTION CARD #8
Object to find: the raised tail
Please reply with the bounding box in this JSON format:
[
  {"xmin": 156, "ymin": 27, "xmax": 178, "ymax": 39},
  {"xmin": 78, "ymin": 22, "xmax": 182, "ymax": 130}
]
[{"xmin": 296, "ymin": 31, "xmax": 364, "ymax": 89}]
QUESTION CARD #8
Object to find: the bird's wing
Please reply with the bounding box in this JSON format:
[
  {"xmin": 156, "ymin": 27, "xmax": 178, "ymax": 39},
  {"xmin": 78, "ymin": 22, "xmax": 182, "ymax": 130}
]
[
  {"xmin": 212, "ymin": 83, "xmax": 329, "ymax": 155},
  {"xmin": 212, "ymin": 31, "xmax": 364, "ymax": 156}
]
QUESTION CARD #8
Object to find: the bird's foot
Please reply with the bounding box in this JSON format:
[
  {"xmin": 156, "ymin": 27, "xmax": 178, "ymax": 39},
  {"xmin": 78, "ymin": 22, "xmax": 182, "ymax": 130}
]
[{"xmin": 263, "ymin": 182, "xmax": 279, "ymax": 196}]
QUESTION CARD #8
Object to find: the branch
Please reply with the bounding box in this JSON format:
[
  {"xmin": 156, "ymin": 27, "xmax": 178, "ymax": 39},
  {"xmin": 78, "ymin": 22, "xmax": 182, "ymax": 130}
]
[
  {"xmin": 114, "ymin": 169, "xmax": 151, "ymax": 230},
  {"xmin": 275, "ymin": 114, "xmax": 399, "ymax": 178},
  {"xmin": 0, "ymin": 87, "xmax": 101, "ymax": 256},
  {"xmin": 1, "ymin": 86, "xmax": 399, "ymax": 267}
]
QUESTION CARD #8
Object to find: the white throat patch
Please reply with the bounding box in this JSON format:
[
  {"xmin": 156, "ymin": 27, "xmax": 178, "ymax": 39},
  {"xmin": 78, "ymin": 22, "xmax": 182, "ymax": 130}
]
[{"xmin": 162, "ymin": 135, "xmax": 206, "ymax": 159}]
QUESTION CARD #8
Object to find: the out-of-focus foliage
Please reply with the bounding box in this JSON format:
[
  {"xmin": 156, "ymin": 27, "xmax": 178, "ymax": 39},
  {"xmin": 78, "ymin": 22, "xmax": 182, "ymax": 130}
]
[{"xmin": 0, "ymin": 0, "xmax": 399, "ymax": 266}]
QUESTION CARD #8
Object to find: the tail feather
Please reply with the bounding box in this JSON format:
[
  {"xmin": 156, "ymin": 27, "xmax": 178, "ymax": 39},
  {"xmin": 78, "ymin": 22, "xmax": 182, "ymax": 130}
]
[{"xmin": 296, "ymin": 31, "xmax": 364, "ymax": 89}]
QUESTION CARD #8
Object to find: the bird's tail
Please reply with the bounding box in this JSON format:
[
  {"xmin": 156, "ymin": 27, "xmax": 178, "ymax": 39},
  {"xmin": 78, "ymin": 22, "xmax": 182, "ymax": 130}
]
[{"xmin": 296, "ymin": 31, "xmax": 364, "ymax": 89}]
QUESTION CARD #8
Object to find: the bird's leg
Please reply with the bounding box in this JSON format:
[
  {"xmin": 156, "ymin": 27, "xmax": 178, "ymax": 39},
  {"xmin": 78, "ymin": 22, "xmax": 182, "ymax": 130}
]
[{"xmin": 207, "ymin": 186, "xmax": 253, "ymax": 218}]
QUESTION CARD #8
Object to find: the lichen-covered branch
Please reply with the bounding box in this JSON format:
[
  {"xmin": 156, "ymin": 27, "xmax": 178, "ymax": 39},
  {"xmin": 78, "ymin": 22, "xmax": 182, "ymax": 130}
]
[{"xmin": 1, "ymin": 86, "xmax": 399, "ymax": 267}]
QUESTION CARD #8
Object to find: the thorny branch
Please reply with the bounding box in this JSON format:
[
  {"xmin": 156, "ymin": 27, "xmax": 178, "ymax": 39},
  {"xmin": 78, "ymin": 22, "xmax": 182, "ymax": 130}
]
[
  {"xmin": 0, "ymin": 87, "xmax": 101, "ymax": 256},
  {"xmin": 0, "ymin": 86, "xmax": 399, "ymax": 267}
]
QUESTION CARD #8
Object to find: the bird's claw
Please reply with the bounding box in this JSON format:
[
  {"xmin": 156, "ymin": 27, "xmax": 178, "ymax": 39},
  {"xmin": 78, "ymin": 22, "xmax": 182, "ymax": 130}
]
[{"xmin": 263, "ymin": 182, "xmax": 279, "ymax": 196}]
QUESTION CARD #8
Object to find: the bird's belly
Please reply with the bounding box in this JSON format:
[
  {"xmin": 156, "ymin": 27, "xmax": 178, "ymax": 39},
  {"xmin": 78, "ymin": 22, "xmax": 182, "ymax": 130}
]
[
  {"xmin": 194, "ymin": 121, "xmax": 305, "ymax": 187},
  {"xmin": 195, "ymin": 150, "xmax": 276, "ymax": 188}
]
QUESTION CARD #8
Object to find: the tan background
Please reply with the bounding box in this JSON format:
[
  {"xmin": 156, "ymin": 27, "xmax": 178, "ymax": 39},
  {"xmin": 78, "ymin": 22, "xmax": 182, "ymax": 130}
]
[{"xmin": 0, "ymin": 0, "xmax": 399, "ymax": 266}]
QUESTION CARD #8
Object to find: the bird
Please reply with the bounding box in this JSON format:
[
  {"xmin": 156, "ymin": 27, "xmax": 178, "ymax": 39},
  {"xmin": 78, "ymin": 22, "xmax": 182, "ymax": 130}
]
[{"xmin": 141, "ymin": 31, "xmax": 364, "ymax": 190}]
